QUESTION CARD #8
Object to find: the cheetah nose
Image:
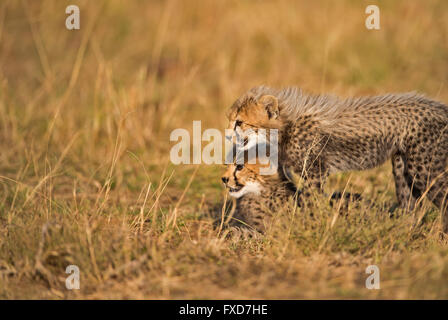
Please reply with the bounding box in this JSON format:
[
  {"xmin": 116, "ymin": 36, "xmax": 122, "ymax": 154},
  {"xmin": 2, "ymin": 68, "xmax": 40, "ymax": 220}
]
[{"xmin": 221, "ymin": 177, "xmax": 229, "ymax": 184}]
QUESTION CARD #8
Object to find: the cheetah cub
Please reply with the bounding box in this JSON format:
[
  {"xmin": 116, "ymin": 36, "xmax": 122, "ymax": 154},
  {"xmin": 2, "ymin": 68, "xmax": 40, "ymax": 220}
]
[
  {"xmin": 221, "ymin": 152, "xmax": 298, "ymax": 232},
  {"xmin": 228, "ymin": 86, "xmax": 448, "ymax": 233},
  {"xmin": 221, "ymin": 149, "xmax": 362, "ymax": 232}
]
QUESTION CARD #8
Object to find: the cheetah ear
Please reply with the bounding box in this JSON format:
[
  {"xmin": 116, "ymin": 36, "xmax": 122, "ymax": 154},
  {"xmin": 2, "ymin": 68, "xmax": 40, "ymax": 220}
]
[{"xmin": 259, "ymin": 95, "xmax": 279, "ymax": 119}]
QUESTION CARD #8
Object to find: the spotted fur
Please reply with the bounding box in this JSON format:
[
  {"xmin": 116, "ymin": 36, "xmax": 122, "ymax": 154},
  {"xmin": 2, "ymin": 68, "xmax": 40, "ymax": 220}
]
[
  {"xmin": 228, "ymin": 86, "xmax": 448, "ymax": 234},
  {"xmin": 221, "ymin": 158, "xmax": 297, "ymax": 232}
]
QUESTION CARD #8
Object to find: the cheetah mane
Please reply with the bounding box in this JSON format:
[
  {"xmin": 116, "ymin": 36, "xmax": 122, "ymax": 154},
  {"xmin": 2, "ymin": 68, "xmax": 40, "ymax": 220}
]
[{"xmin": 236, "ymin": 85, "xmax": 427, "ymax": 127}]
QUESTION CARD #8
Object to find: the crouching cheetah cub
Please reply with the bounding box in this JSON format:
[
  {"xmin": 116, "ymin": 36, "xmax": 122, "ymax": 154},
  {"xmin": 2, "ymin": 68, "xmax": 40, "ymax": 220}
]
[
  {"xmin": 228, "ymin": 86, "xmax": 448, "ymax": 233},
  {"xmin": 221, "ymin": 151, "xmax": 362, "ymax": 232},
  {"xmin": 221, "ymin": 152, "xmax": 298, "ymax": 232}
]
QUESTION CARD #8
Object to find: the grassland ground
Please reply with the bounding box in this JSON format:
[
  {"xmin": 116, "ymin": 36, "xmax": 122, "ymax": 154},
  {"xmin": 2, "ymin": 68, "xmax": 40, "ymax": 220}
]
[{"xmin": 1, "ymin": 0, "xmax": 448, "ymax": 299}]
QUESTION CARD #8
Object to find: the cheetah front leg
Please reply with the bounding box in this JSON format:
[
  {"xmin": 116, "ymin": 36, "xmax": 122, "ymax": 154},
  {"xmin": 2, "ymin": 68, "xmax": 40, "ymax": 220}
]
[
  {"xmin": 285, "ymin": 166, "xmax": 328, "ymax": 208},
  {"xmin": 281, "ymin": 136, "xmax": 329, "ymax": 207},
  {"xmin": 392, "ymin": 151, "xmax": 418, "ymax": 213}
]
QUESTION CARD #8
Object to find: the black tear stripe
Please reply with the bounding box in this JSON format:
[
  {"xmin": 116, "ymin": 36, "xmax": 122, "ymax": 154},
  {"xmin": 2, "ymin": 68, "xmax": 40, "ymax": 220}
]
[{"xmin": 234, "ymin": 170, "xmax": 244, "ymax": 188}]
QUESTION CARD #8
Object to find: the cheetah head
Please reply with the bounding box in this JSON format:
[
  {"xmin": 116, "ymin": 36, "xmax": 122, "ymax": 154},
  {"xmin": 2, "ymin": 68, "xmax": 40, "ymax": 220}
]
[
  {"xmin": 221, "ymin": 162, "xmax": 263, "ymax": 198},
  {"xmin": 221, "ymin": 157, "xmax": 280, "ymax": 198},
  {"xmin": 226, "ymin": 94, "xmax": 282, "ymax": 150}
]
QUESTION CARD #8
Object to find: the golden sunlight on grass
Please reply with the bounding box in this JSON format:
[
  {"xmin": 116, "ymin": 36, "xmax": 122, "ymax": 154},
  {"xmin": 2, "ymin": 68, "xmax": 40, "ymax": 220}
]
[{"xmin": 0, "ymin": 0, "xmax": 448, "ymax": 299}]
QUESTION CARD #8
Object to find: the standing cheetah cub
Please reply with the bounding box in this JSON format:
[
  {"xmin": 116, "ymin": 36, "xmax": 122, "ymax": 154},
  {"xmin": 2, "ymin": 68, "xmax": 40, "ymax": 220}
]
[{"xmin": 227, "ymin": 86, "xmax": 448, "ymax": 233}]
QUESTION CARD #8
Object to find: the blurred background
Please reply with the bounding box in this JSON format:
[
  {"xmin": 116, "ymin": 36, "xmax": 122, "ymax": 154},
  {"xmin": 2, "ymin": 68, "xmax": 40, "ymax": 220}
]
[{"xmin": 1, "ymin": 0, "xmax": 448, "ymax": 299}]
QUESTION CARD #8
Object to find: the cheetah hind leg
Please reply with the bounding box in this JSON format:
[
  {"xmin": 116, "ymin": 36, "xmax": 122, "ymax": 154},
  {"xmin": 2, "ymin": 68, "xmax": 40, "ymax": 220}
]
[
  {"xmin": 426, "ymin": 175, "xmax": 448, "ymax": 235},
  {"xmin": 391, "ymin": 151, "xmax": 419, "ymax": 215}
]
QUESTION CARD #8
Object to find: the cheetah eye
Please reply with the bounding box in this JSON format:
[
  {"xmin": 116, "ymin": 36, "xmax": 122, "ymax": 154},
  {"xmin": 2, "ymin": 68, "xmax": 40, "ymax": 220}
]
[{"xmin": 235, "ymin": 164, "xmax": 244, "ymax": 171}]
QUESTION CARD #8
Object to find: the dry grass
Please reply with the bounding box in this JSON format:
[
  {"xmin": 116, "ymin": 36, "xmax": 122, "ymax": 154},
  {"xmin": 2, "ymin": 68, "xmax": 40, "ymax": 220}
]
[{"xmin": 1, "ymin": 0, "xmax": 448, "ymax": 299}]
